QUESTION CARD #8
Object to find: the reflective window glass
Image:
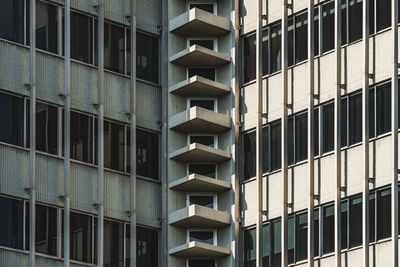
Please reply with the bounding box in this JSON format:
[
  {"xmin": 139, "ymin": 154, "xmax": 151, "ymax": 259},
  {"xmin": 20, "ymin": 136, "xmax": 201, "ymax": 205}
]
[
  {"xmin": 349, "ymin": 0, "xmax": 362, "ymax": 43},
  {"xmin": 270, "ymin": 23, "xmax": 281, "ymax": 73},
  {"xmin": 376, "ymin": 82, "xmax": 391, "ymax": 135},
  {"xmin": 35, "ymin": 1, "xmax": 58, "ymax": 53},
  {"xmin": 295, "ymin": 13, "xmax": 308, "ymax": 64},
  {"xmin": 189, "ymin": 231, "xmax": 214, "ymax": 245},
  {"xmin": 243, "ymin": 34, "xmax": 256, "ymax": 83},
  {"xmin": 377, "ymin": 188, "xmax": 391, "ymax": 240},
  {"xmin": 376, "ymin": 0, "xmax": 391, "ymax": 32},
  {"xmin": 70, "ymin": 212, "xmax": 92, "ymax": 263},
  {"xmin": 0, "ymin": 196, "xmax": 23, "ymax": 249},
  {"xmin": 270, "ymin": 122, "xmax": 281, "ymax": 171},
  {"xmin": 188, "ymin": 163, "xmax": 216, "ymax": 178},
  {"xmin": 322, "ymin": 103, "xmax": 334, "ymax": 153},
  {"xmin": 322, "ymin": 2, "xmax": 334, "ymax": 53},
  {"xmin": 0, "ymin": 92, "xmax": 24, "ymax": 146},
  {"xmin": 349, "ymin": 195, "xmax": 362, "ymax": 248},
  {"xmin": 0, "ymin": 0, "xmax": 24, "ymax": 44},
  {"xmin": 349, "ymin": 93, "xmax": 362, "ymax": 145},
  {"xmin": 323, "ymin": 205, "xmax": 334, "ymax": 254}
]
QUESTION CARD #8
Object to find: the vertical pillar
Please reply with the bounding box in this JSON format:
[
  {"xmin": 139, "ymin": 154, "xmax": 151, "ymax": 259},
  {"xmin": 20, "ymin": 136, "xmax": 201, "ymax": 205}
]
[
  {"xmin": 307, "ymin": 1, "xmax": 315, "ymax": 266},
  {"xmin": 334, "ymin": 0, "xmax": 342, "ymax": 266},
  {"xmin": 129, "ymin": 0, "xmax": 137, "ymax": 266},
  {"xmin": 29, "ymin": 0, "xmax": 36, "ymax": 266},
  {"xmin": 256, "ymin": 0, "xmax": 264, "ymax": 266},
  {"xmin": 281, "ymin": 1, "xmax": 289, "ymax": 267},
  {"xmin": 97, "ymin": 1, "xmax": 105, "ymax": 266},
  {"xmin": 63, "ymin": 1, "xmax": 71, "ymax": 266},
  {"xmin": 391, "ymin": 0, "xmax": 399, "ymax": 265},
  {"xmin": 362, "ymin": 0, "xmax": 370, "ymax": 266}
]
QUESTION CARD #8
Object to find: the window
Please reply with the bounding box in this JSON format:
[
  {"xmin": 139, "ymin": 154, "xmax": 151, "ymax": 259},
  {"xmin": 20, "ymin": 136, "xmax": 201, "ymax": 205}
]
[
  {"xmin": 288, "ymin": 117, "xmax": 294, "ymax": 165},
  {"xmin": 128, "ymin": 32, "xmax": 159, "ymax": 83},
  {"xmin": 189, "ymin": 135, "xmax": 215, "ymax": 147},
  {"xmin": 349, "ymin": 0, "xmax": 362, "ymax": 43},
  {"xmin": 103, "ymin": 220, "xmax": 124, "ymax": 267},
  {"xmin": 341, "ymin": 200, "xmax": 348, "ymax": 249},
  {"xmin": 271, "ymin": 221, "xmax": 281, "ymax": 267},
  {"xmin": 188, "ymin": 163, "xmax": 216, "ymax": 178},
  {"xmin": 189, "ymin": 99, "xmax": 215, "ymax": 111},
  {"xmin": 270, "ymin": 122, "xmax": 281, "ymax": 171},
  {"xmin": 188, "ymin": 67, "xmax": 216, "ymax": 81},
  {"xmin": 127, "ymin": 129, "xmax": 160, "ymax": 180},
  {"xmin": 349, "ymin": 195, "xmax": 362, "ymax": 248},
  {"xmin": 188, "ymin": 230, "xmax": 215, "ymax": 245},
  {"xmin": 189, "ymin": 39, "xmax": 214, "ymax": 50},
  {"xmin": 36, "ymin": 103, "xmax": 58, "ymax": 154},
  {"xmin": 25, "ymin": 204, "xmax": 57, "ymax": 256},
  {"xmin": 295, "ymin": 13, "xmax": 308, "ymax": 64},
  {"xmin": 288, "ymin": 18, "xmax": 294, "ymax": 67},
  {"xmin": 341, "ymin": 0, "xmax": 347, "ymax": 45},
  {"xmin": 0, "ymin": 92, "xmax": 24, "ymax": 146},
  {"xmin": 243, "ymin": 34, "xmax": 256, "ymax": 83},
  {"xmin": 126, "ymin": 226, "xmax": 158, "ymax": 267},
  {"xmin": 243, "ymin": 131, "xmax": 256, "ymax": 180},
  {"xmin": 295, "ymin": 213, "xmax": 307, "ymax": 262},
  {"xmin": 69, "ymin": 111, "xmax": 93, "ymax": 163},
  {"xmin": 270, "ymin": 23, "xmax": 281, "ymax": 73},
  {"xmin": 322, "ymin": 204, "xmax": 334, "ymax": 254},
  {"xmin": 322, "ymin": 2, "xmax": 334, "ymax": 53},
  {"xmin": 288, "ymin": 217, "xmax": 294, "ymax": 264},
  {"xmin": 262, "ymin": 224, "xmax": 271, "ymax": 265},
  {"xmin": 262, "ymin": 125, "xmax": 270, "ymax": 173},
  {"xmin": 314, "ymin": 108, "xmax": 320, "ymax": 156},
  {"xmin": 188, "ymin": 195, "xmax": 215, "ymax": 209},
  {"xmin": 348, "ymin": 93, "xmax": 362, "ymax": 145},
  {"xmin": 314, "ymin": 209, "xmax": 320, "ymax": 257},
  {"xmin": 369, "ymin": 89, "xmax": 375, "ymax": 138},
  {"xmin": 188, "ymin": 259, "xmax": 216, "ymax": 267},
  {"xmin": 295, "ymin": 112, "xmax": 307, "ymax": 162},
  {"xmin": 322, "ymin": 102, "xmax": 334, "ymax": 153},
  {"xmin": 314, "ymin": 7, "xmax": 320, "ymax": 56},
  {"xmin": 376, "ymin": 0, "xmax": 391, "ymax": 32},
  {"xmin": 376, "ymin": 82, "xmax": 391, "ymax": 135},
  {"xmin": 262, "ymin": 28, "xmax": 269, "ymax": 75},
  {"xmin": 70, "ymin": 212, "xmax": 92, "ymax": 263},
  {"xmin": 0, "ymin": 0, "xmax": 24, "ymax": 44},
  {"xmin": 31, "ymin": 1, "xmax": 57, "ymax": 53},
  {"xmin": 0, "ymin": 196, "xmax": 23, "ymax": 249},
  {"xmin": 341, "ymin": 98, "xmax": 348, "ymax": 147},
  {"xmin": 369, "ymin": 192, "xmax": 376, "ymax": 242},
  {"xmin": 69, "ymin": 12, "xmax": 93, "ymax": 64},
  {"xmin": 189, "ymin": 3, "xmax": 214, "ymax": 13},
  {"xmin": 244, "ymin": 228, "xmax": 256, "ymax": 267},
  {"xmin": 377, "ymin": 188, "xmax": 391, "ymax": 240}
]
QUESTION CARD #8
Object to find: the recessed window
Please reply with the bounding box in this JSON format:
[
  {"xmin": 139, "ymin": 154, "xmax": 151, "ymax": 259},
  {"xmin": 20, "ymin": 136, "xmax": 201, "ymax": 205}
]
[
  {"xmin": 376, "ymin": 82, "xmax": 391, "ymax": 136},
  {"xmin": 243, "ymin": 131, "xmax": 256, "ymax": 180},
  {"xmin": 377, "ymin": 188, "xmax": 391, "ymax": 240},
  {"xmin": 188, "ymin": 195, "xmax": 215, "ymax": 209},
  {"xmin": 294, "ymin": 13, "xmax": 308, "ymax": 64},
  {"xmin": 188, "ymin": 230, "xmax": 215, "ymax": 245},
  {"xmin": 0, "ymin": 196, "xmax": 23, "ymax": 249},
  {"xmin": 322, "ymin": 204, "xmax": 334, "ymax": 254},
  {"xmin": 341, "ymin": 94, "xmax": 348, "ymax": 147},
  {"xmin": 314, "ymin": 7, "xmax": 320, "ymax": 56},
  {"xmin": 272, "ymin": 220, "xmax": 281, "ymax": 267},
  {"xmin": 349, "ymin": 195, "xmax": 362, "ymax": 248},
  {"xmin": 314, "ymin": 108, "xmax": 320, "ymax": 156},
  {"xmin": 188, "ymin": 259, "xmax": 216, "ymax": 267},
  {"xmin": 69, "ymin": 111, "xmax": 93, "ymax": 163},
  {"xmin": 288, "ymin": 217, "xmax": 294, "ymax": 264},
  {"xmin": 188, "ymin": 3, "xmax": 215, "ymax": 13},
  {"xmin": 189, "ymin": 135, "xmax": 215, "ymax": 147},
  {"xmin": 376, "ymin": 0, "xmax": 391, "ymax": 32},
  {"xmin": 288, "ymin": 18, "xmax": 294, "ymax": 67},
  {"xmin": 314, "ymin": 209, "xmax": 320, "ymax": 257},
  {"xmin": 295, "ymin": 112, "xmax": 307, "ymax": 163},
  {"xmin": 288, "ymin": 117, "xmax": 294, "ymax": 165},
  {"xmin": 348, "ymin": 93, "xmax": 362, "ymax": 145},
  {"xmin": 322, "ymin": 102, "xmax": 334, "ymax": 154},
  {"xmin": 322, "ymin": 1, "xmax": 334, "ymax": 53},
  {"xmin": 70, "ymin": 212, "xmax": 93, "ymax": 263},
  {"xmin": 349, "ymin": 0, "xmax": 362, "ymax": 43},
  {"xmin": 67, "ymin": 12, "xmax": 93, "ymax": 64},
  {"xmin": 101, "ymin": 220, "xmax": 124, "ymax": 266},
  {"xmin": 126, "ymin": 225, "xmax": 158, "ymax": 267},
  {"xmin": 0, "ymin": 0, "xmax": 24, "ymax": 44},
  {"xmin": 262, "ymin": 125, "xmax": 270, "ymax": 173},
  {"xmin": 35, "ymin": 1, "xmax": 58, "ymax": 53},
  {"xmin": 270, "ymin": 23, "xmax": 281, "ymax": 73},
  {"xmin": 243, "ymin": 33, "xmax": 255, "ymax": 83},
  {"xmin": 341, "ymin": 0, "xmax": 347, "ymax": 45},
  {"xmin": 369, "ymin": 192, "xmax": 376, "ymax": 242},
  {"xmin": 189, "ymin": 99, "xmax": 215, "ymax": 111},
  {"xmin": 189, "ymin": 39, "xmax": 214, "ymax": 50},
  {"xmin": 369, "ymin": 89, "xmax": 375, "ymax": 138},
  {"xmin": 35, "ymin": 103, "xmax": 58, "ymax": 155},
  {"xmin": 0, "ymin": 92, "xmax": 24, "ymax": 147},
  {"xmin": 295, "ymin": 213, "xmax": 307, "ymax": 262},
  {"xmin": 341, "ymin": 200, "xmax": 348, "ymax": 249},
  {"xmin": 188, "ymin": 163, "xmax": 216, "ymax": 178},
  {"xmin": 188, "ymin": 67, "xmax": 216, "ymax": 81},
  {"xmin": 270, "ymin": 122, "xmax": 281, "ymax": 171}
]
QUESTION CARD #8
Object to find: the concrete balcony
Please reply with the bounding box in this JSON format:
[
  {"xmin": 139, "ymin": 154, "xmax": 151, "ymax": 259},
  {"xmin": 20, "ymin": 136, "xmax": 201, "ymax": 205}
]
[
  {"xmin": 169, "ymin": 204, "xmax": 230, "ymax": 227},
  {"xmin": 169, "ymin": 75, "xmax": 230, "ymax": 97},
  {"xmin": 169, "ymin": 8, "xmax": 230, "ymax": 36},
  {"xmin": 169, "ymin": 106, "xmax": 231, "ymax": 133},
  {"xmin": 169, "ymin": 173, "xmax": 231, "ymax": 192},
  {"xmin": 169, "ymin": 241, "xmax": 230, "ymax": 258},
  {"xmin": 170, "ymin": 45, "xmax": 230, "ymax": 67},
  {"xmin": 169, "ymin": 143, "xmax": 231, "ymax": 163}
]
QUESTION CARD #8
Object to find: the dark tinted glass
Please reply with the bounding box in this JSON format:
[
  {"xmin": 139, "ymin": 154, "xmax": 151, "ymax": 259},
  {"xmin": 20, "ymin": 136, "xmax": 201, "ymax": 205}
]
[
  {"xmin": 349, "ymin": 93, "xmax": 362, "ymax": 145},
  {"xmin": 102, "ymin": 121, "xmax": 124, "ymax": 171},
  {"xmin": 376, "ymin": 82, "xmax": 391, "ymax": 135},
  {"xmin": 341, "ymin": 98, "xmax": 348, "ymax": 147},
  {"xmin": 288, "ymin": 117, "xmax": 294, "ymax": 165},
  {"xmin": 243, "ymin": 131, "xmax": 256, "ymax": 180},
  {"xmin": 0, "ymin": 196, "xmax": 23, "ymax": 249},
  {"xmin": 295, "ymin": 13, "xmax": 308, "ymax": 64},
  {"xmin": 288, "ymin": 18, "xmax": 294, "ymax": 67},
  {"xmin": 243, "ymin": 34, "xmax": 256, "ymax": 83},
  {"xmin": 314, "ymin": 7, "xmax": 320, "ymax": 56},
  {"xmin": 314, "ymin": 209, "xmax": 320, "ymax": 257},
  {"xmin": 314, "ymin": 108, "xmax": 320, "ymax": 156},
  {"xmin": 262, "ymin": 224, "xmax": 271, "ymax": 266},
  {"xmin": 69, "ymin": 12, "xmax": 93, "ymax": 63},
  {"xmin": 262, "ymin": 28, "xmax": 269, "ymax": 76},
  {"xmin": 0, "ymin": 92, "xmax": 24, "ymax": 146},
  {"xmin": 70, "ymin": 111, "xmax": 93, "ymax": 163},
  {"xmin": 322, "ymin": 2, "xmax": 334, "ymax": 53},
  {"xmin": 189, "ymin": 3, "xmax": 214, "ymax": 13},
  {"xmin": 36, "ymin": 1, "xmax": 58, "ymax": 53},
  {"xmin": 190, "ymin": 135, "xmax": 214, "ymax": 147},
  {"xmin": 288, "ymin": 217, "xmax": 294, "ymax": 264},
  {"xmin": 349, "ymin": 0, "xmax": 362, "ymax": 43},
  {"xmin": 341, "ymin": 0, "xmax": 347, "ymax": 45},
  {"xmin": 189, "ymin": 163, "xmax": 216, "ymax": 178},
  {"xmin": 369, "ymin": 192, "xmax": 376, "ymax": 242},
  {"xmin": 188, "ymin": 259, "xmax": 216, "ymax": 267},
  {"xmin": 349, "ymin": 195, "xmax": 362, "ymax": 248},
  {"xmin": 295, "ymin": 213, "xmax": 307, "ymax": 262},
  {"xmin": 244, "ymin": 228, "xmax": 256, "ymax": 267},
  {"xmin": 322, "ymin": 103, "xmax": 334, "ymax": 153},
  {"xmin": 270, "ymin": 23, "xmax": 281, "ymax": 73},
  {"xmin": 270, "ymin": 122, "xmax": 281, "ymax": 171},
  {"xmin": 36, "ymin": 103, "xmax": 58, "ymax": 154},
  {"xmin": 377, "ymin": 188, "xmax": 391, "ymax": 240},
  {"xmin": 295, "ymin": 113, "xmax": 307, "ymax": 162},
  {"xmin": 70, "ymin": 212, "xmax": 92, "ymax": 263},
  {"xmin": 126, "ymin": 226, "xmax": 158, "ymax": 267},
  {"xmin": 190, "ymin": 99, "xmax": 215, "ymax": 111},
  {"xmin": 190, "ymin": 39, "xmax": 214, "ymax": 50},
  {"xmin": 189, "ymin": 67, "xmax": 216, "ymax": 81},
  {"xmin": 369, "ymin": 0, "xmax": 375, "ymax": 34},
  {"xmin": 0, "ymin": 0, "xmax": 24, "ymax": 44},
  {"xmin": 323, "ymin": 205, "xmax": 334, "ymax": 254},
  {"xmin": 96, "ymin": 22, "xmax": 124, "ymax": 74},
  {"xmin": 189, "ymin": 195, "xmax": 214, "ymax": 208},
  {"xmin": 369, "ymin": 89, "xmax": 375, "ymax": 138},
  {"xmin": 262, "ymin": 125, "xmax": 270, "ymax": 173},
  {"xmin": 376, "ymin": 0, "xmax": 391, "ymax": 31},
  {"xmin": 341, "ymin": 201, "xmax": 348, "ymax": 249},
  {"xmin": 189, "ymin": 231, "xmax": 214, "ymax": 244},
  {"xmin": 102, "ymin": 220, "xmax": 124, "ymax": 267},
  {"xmin": 271, "ymin": 221, "xmax": 281, "ymax": 267}
]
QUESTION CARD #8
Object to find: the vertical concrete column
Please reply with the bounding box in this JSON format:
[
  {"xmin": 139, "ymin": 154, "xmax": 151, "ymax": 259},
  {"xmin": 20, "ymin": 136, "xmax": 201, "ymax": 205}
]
[
  {"xmin": 97, "ymin": 1, "xmax": 105, "ymax": 266},
  {"xmin": 334, "ymin": 1, "xmax": 342, "ymax": 266},
  {"xmin": 63, "ymin": 1, "xmax": 71, "ymax": 266},
  {"xmin": 362, "ymin": 0, "xmax": 370, "ymax": 266},
  {"xmin": 29, "ymin": 0, "xmax": 36, "ymax": 266},
  {"xmin": 129, "ymin": 0, "xmax": 137, "ymax": 266},
  {"xmin": 281, "ymin": 1, "xmax": 289, "ymax": 267},
  {"xmin": 256, "ymin": 0, "xmax": 264, "ymax": 266},
  {"xmin": 391, "ymin": 0, "xmax": 399, "ymax": 265},
  {"xmin": 307, "ymin": 1, "xmax": 315, "ymax": 267}
]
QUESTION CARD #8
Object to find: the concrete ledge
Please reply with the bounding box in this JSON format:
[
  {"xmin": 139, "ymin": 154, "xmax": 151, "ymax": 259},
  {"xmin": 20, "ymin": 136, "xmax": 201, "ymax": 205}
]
[
  {"xmin": 169, "ymin": 204, "xmax": 230, "ymax": 227},
  {"xmin": 169, "ymin": 76, "xmax": 230, "ymax": 96},
  {"xmin": 169, "ymin": 8, "xmax": 230, "ymax": 36},
  {"xmin": 169, "ymin": 45, "xmax": 231, "ymax": 67},
  {"xmin": 169, "ymin": 143, "xmax": 231, "ymax": 162},
  {"xmin": 169, "ymin": 174, "xmax": 231, "ymax": 192},
  {"xmin": 169, "ymin": 241, "xmax": 231, "ymax": 258},
  {"xmin": 169, "ymin": 106, "xmax": 231, "ymax": 133}
]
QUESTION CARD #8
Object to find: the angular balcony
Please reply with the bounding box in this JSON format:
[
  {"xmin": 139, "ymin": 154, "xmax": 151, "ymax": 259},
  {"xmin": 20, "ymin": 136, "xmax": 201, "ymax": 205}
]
[
  {"xmin": 170, "ymin": 45, "xmax": 230, "ymax": 67},
  {"xmin": 170, "ymin": 8, "xmax": 230, "ymax": 36},
  {"xmin": 169, "ymin": 241, "xmax": 230, "ymax": 258},
  {"xmin": 169, "ymin": 106, "xmax": 231, "ymax": 133},
  {"xmin": 169, "ymin": 204, "xmax": 230, "ymax": 227},
  {"xmin": 169, "ymin": 75, "xmax": 230, "ymax": 97},
  {"xmin": 169, "ymin": 143, "xmax": 231, "ymax": 163},
  {"xmin": 169, "ymin": 173, "xmax": 231, "ymax": 192}
]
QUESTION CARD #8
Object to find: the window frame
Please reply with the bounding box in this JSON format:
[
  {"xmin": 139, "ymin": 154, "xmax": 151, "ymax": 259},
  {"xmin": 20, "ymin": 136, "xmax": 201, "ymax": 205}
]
[
  {"xmin": 186, "ymin": 193, "xmax": 218, "ymax": 210},
  {"xmin": 187, "ymin": 1, "xmax": 217, "ymax": 14},
  {"xmin": 187, "ymin": 134, "xmax": 218, "ymax": 148},
  {"xmin": 187, "ymin": 97, "xmax": 218, "ymax": 112}
]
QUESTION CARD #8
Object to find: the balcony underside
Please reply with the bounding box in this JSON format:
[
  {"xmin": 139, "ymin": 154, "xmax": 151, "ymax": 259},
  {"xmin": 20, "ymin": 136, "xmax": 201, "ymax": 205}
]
[
  {"xmin": 169, "ymin": 204, "xmax": 230, "ymax": 227},
  {"xmin": 169, "ymin": 143, "xmax": 231, "ymax": 163},
  {"xmin": 169, "ymin": 174, "xmax": 231, "ymax": 192},
  {"xmin": 169, "ymin": 76, "xmax": 230, "ymax": 97},
  {"xmin": 169, "ymin": 241, "xmax": 231, "ymax": 258},
  {"xmin": 170, "ymin": 45, "xmax": 230, "ymax": 67}
]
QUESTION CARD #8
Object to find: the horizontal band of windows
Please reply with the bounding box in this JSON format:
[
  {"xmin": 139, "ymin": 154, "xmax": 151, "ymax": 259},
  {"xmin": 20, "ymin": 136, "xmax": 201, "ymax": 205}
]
[
  {"xmin": 242, "ymin": 78, "xmax": 397, "ymax": 181},
  {"xmin": 243, "ymin": 184, "xmax": 398, "ymax": 265}
]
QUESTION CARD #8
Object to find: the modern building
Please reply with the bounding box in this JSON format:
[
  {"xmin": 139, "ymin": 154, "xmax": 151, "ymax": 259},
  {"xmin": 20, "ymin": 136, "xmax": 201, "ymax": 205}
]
[{"xmin": 0, "ymin": 0, "xmax": 400, "ymax": 267}]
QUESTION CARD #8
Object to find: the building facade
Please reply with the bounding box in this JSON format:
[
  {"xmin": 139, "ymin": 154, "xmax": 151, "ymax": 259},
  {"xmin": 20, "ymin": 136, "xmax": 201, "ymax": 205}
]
[{"xmin": 0, "ymin": 0, "xmax": 399, "ymax": 267}]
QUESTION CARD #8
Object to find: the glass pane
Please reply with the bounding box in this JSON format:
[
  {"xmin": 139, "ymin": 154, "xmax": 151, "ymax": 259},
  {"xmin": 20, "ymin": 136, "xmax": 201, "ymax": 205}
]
[
  {"xmin": 270, "ymin": 122, "xmax": 281, "ymax": 171},
  {"xmin": 314, "ymin": 7, "xmax": 320, "ymax": 56},
  {"xmin": 262, "ymin": 125, "xmax": 270, "ymax": 173},
  {"xmin": 103, "ymin": 220, "xmax": 124, "ymax": 267},
  {"xmin": 36, "ymin": 1, "xmax": 58, "ymax": 53},
  {"xmin": 189, "ymin": 39, "xmax": 214, "ymax": 50},
  {"xmin": 69, "ymin": 12, "xmax": 93, "ymax": 64},
  {"xmin": 126, "ymin": 226, "xmax": 158, "ymax": 267},
  {"xmin": 314, "ymin": 209, "xmax": 320, "ymax": 257},
  {"xmin": 190, "ymin": 135, "xmax": 215, "ymax": 147},
  {"xmin": 369, "ymin": 89, "xmax": 375, "ymax": 138},
  {"xmin": 0, "ymin": 0, "xmax": 24, "ymax": 44},
  {"xmin": 376, "ymin": 82, "xmax": 391, "ymax": 135},
  {"xmin": 369, "ymin": 192, "xmax": 376, "ymax": 242},
  {"xmin": 262, "ymin": 28, "xmax": 269, "ymax": 76},
  {"xmin": 341, "ymin": 0, "xmax": 347, "ymax": 45},
  {"xmin": 322, "ymin": 2, "xmax": 334, "ymax": 53},
  {"xmin": 296, "ymin": 213, "xmax": 308, "ymax": 262},
  {"xmin": 377, "ymin": 188, "xmax": 391, "ymax": 240},
  {"xmin": 188, "ymin": 67, "xmax": 215, "ymax": 81},
  {"xmin": 272, "ymin": 221, "xmax": 281, "ymax": 267},
  {"xmin": 189, "ymin": 3, "xmax": 214, "ymax": 13},
  {"xmin": 376, "ymin": 0, "xmax": 391, "ymax": 31},
  {"xmin": 188, "ymin": 259, "xmax": 215, "ymax": 267},
  {"xmin": 288, "ymin": 117, "xmax": 294, "ymax": 165},
  {"xmin": 244, "ymin": 228, "xmax": 256, "ymax": 267},
  {"xmin": 288, "ymin": 18, "xmax": 294, "ymax": 67},
  {"xmin": 189, "ymin": 195, "xmax": 214, "ymax": 209},
  {"xmin": 349, "ymin": 195, "xmax": 362, "ymax": 248},
  {"xmin": 314, "ymin": 108, "xmax": 319, "ymax": 156},
  {"xmin": 70, "ymin": 112, "xmax": 93, "ymax": 163},
  {"xmin": 189, "ymin": 231, "xmax": 214, "ymax": 245},
  {"xmin": 36, "ymin": 103, "xmax": 58, "ymax": 154},
  {"xmin": 288, "ymin": 217, "xmax": 294, "ymax": 264},
  {"xmin": 190, "ymin": 99, "xmax": 215, "ymax": 111},
  {"xmin": 322, "ymin": 103, "xmax": 334, "ymax": 153},
  {"xmin": 349, "ymin": 93, "xmax": 362, "ymax": 145},
  {"xmin": 189, "ymin": 163, "xmax": 216, "ymax": 178},
  {"xmin": 341, "ymin": 98, "xmax": 348, "ymax": 147},
  {"xmin": 0, "ymin": 196, "xmax": 23, "ymax": 249},
  {"xmin": 295, "ymin": 112, "xmax": 307, "ymax": 162},
  {"xmin": 243, "ymin": 34, "xmax": 256, "ymax": 83},
  {"xmin": 341, "ymin": 201, "xmax": 348, "ymax": 249},
  {"xmin": 349, "ymin": 0, "xmax": 362, "ymax": 43},
  {"xmin": 243, "ymin": 131, "xmax": 256, "ymax": 180},
  {"xmin": 0, "ymin": 92, "xmax": 24, "ymax": 146},
  {"xmin": 106, "ymin": 121, "xmax": 124, "ymax": 171},
  {"xmin": 270, "ymin": 23, "xmax": 281, "ymax": 73},
  {"xmin": 101, "ymin": 23, "xmax": 124, "ymax": 74},
  {"xmin": 295, "ymin": 12, "xmax": 308, "ymax": 63},
  {"xmin": 323, "ymin": 205, "xmax": 334, "ymax": 254},
  {"xmin": 70, "ymin": 212, "xmax": 92, "ymax": 263}
]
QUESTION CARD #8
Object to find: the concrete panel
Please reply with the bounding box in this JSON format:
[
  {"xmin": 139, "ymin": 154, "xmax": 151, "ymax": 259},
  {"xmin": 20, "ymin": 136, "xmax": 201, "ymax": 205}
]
[{"xmin": 0, "ymin": 249, "xmax": 28, "ymax": 267}]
